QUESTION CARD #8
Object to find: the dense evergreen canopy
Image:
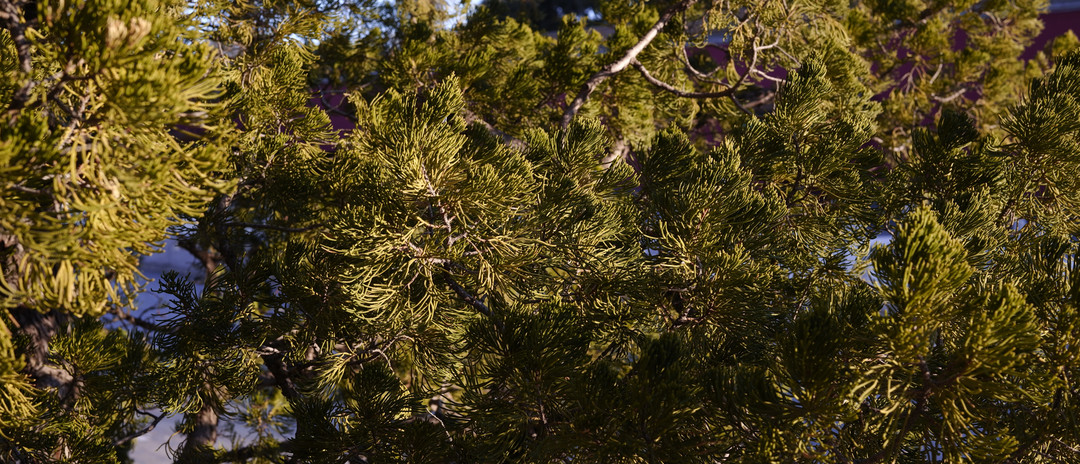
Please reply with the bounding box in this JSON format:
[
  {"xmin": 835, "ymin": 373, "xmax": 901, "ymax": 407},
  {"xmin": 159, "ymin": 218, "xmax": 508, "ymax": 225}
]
[{"xmin": 3, "ymin": 0, "xmax": 1080, "ymax": 462}]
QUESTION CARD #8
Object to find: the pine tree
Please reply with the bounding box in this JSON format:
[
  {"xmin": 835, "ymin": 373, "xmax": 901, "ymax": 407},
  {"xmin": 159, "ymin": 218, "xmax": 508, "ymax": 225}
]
[
  {"xmin": 1, "ymin": 0, "xmax": 230, "ymax": 460},
  {"xmin": 3, "ymin": 0, "xmax": 1080, "ymax": 462}
]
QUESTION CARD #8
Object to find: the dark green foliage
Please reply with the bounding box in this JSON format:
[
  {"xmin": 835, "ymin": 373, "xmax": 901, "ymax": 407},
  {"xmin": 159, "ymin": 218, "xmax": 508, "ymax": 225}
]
[{"xmin": 5, "ymin": 0, "xmax": 1080, "ymax": 462}]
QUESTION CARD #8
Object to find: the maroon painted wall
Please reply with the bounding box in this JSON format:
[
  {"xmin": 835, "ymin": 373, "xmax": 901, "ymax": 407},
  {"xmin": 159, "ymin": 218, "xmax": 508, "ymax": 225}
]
[{"xmin": 1028, "ymin": 9, "xmax": 1080, "ymax": 58}]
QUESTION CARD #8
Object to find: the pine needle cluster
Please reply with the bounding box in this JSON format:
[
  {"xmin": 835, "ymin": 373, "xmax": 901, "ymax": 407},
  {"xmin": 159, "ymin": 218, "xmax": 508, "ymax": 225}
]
[{"xmin": 3, "ymin": 0, "xmax": 1080, "ymax": 462}]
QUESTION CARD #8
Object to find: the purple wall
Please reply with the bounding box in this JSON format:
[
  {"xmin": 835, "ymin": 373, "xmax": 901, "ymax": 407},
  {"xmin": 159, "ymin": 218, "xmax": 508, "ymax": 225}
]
[{"xmin": 1029, "ymin": 9, "xmax": 1080, "ymax": 58}]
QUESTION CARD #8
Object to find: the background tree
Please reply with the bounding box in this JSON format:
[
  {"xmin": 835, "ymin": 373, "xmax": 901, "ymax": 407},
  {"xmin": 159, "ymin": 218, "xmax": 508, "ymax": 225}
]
[
  {"xmin": 3, "ymin": 0, "xmax": 1080, "ymax": 462},
  {"xmin": 315, "ymin": 0, "xmax": 1052, "ymax": 161}
]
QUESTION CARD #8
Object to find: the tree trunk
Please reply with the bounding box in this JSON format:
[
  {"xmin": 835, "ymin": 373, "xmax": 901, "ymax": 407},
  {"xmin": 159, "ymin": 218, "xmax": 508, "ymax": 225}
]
[
  {"xmin": 10, "ymin": 306, "xmax": 73, "ymax": 393},
  {"xmin": 179, "ymin": 401, "xmax": 219, "ymax": 462}
]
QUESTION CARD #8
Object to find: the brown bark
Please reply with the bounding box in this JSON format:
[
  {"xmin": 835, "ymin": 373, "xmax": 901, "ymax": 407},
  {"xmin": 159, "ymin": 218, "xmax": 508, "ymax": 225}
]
[
  {"xmin": 9, "ymin": 306, "xmax": 75, "ymax": 408},
  {"xmin": 179, "ymin": 401, "xmax": 220, "ymax": 462},
  {"xmin": 188, "ymin": 403, "xmax": 219, "ymax": 448}
]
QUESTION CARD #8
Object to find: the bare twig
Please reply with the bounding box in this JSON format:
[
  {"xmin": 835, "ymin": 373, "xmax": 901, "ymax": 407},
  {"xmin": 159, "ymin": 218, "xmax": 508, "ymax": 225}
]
[
  {"xmin": 344, "ymin": 332, "xmax": 413, "ymax": 367},
  {"xmin": 931, "ymin": 88, "xmax": 967, "ymax": 103},
  {"xmin": 630, "ymin": 60, "xmax": 736, "ymax": 99},
  {"xmin": 752, "ymin": 68, "xmax": 786, "ymax": 84},
  {"xmin": 678, "ymin": 46, "xmax": 726, "ymax": 84},
  {"xmin": 560, "ymin": 0, "xmax": 698, "ymax": 129},
  {"xmin": 109, "ymin": 308, "xmax": 168, "ymax": 333},
  {"xmin": 7, "ymin": 183, "xmax": 48, "ymax": 196},
  {"xmin": 1053, "ymin": 437, "xmax": 1080, "ymax": 454},
  {"xmin": 928, "ymin": 62, "xmax": 944, "ymax": 85},
  {"xmin": 114, "ymin": 410, "xmax": 168, "ymax": 446},
  {"xmin": 406, "ymin": 241, "xmax": 452, "ymax": 265},
  {"xmin": 643, "ymin": 34, "xmax": 776, "ymax": 113},
  {"xmin": 731, "ymin": 89, "xmax": 776, "ymax": 114}
]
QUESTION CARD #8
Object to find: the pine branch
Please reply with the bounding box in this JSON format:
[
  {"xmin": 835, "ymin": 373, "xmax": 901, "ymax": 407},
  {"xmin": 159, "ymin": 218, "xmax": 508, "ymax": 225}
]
[
  {"xmin": 854, "ymin": 387, "xmax": 927, "ymax": 464},
  {"xmin": 441, "ymin": 270, "xmax": 504, "ymax": 332},
  {"xmin": 0, "ymin": 0, "xmax": 37, "ymax": 121},
  {"xmin": 560, "ymin": 0, "xmax": 699, "ymax": 129},
  {"xmin": 854, "ymin": 358, "xmax": 970, "ymax": 464}
]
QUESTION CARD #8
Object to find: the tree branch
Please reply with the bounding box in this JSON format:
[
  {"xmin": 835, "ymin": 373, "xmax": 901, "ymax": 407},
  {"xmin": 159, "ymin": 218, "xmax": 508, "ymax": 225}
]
[
  {"xmin": 7, "ymin": 183, "xmax": 49, "ymax": 196},
  {"xmin": 463, "ymin": 108, "xmax": 524, "ymax": 149},
  {"xmin": 560, "ymin": 0, "xmax": 698, "ymax": 129},
  {"xmin": 114, "ymin": 409, "xmax": 168, "ymax": 446},
  {"xmin": 441, "ymin": 270, "xmax": 504, "ymax": 332},
  {"xmin": 731, "ymin": 88, "xmax": 775, "ymax": 115},
  {"xmin": 630, "ymin": 60, "xmax": 736, "ymax": 99},
  {"xmin": 636, "ymin": 34, "xmax": 771, "ymax": 104},
  {"xmin": 931, "ymin": 88, "xmax": 967, "ymax": 103},
  {"xmin": 677, "ymin": 46, "xmax": 726, "ymax": 84},
  {"xmin": 1053, "ymin": 437, "xmax": 1080, "ymax": 454},
  {"xmin": 262, "ymin": 351, "xmax": 301, "ymax": 401},
  {"xmin": 223, "ymin": 221, "xmax": 320, "ymax": 233},
  {"xmin": 10, "ymin": 307, "xmax": 74, "ymax": 392},
  {"xmin": 110, "ymin": 308, "xmax": 169, "ymax": 333}
]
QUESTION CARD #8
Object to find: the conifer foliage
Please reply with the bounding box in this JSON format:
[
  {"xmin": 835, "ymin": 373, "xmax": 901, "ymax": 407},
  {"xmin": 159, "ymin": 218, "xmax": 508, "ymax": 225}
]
[{"xmin": 3, "ymin": 0, "xmax": 1080, "ymax": 462}]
